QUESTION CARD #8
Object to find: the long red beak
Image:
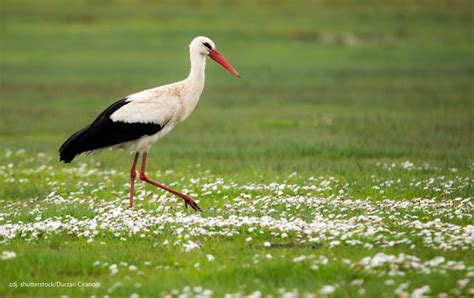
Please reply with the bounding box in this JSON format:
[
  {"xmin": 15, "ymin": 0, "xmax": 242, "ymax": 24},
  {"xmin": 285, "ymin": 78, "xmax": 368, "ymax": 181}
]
[{"xmin": 208, "ymin": 49, "xmax": 240, "ymax": 78}]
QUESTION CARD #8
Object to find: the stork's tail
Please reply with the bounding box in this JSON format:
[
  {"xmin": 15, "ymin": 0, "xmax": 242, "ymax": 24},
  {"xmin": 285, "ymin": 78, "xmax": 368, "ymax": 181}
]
[{"xmin": 59, "ymin": 126, "xmax": 90, "ymax": 163}]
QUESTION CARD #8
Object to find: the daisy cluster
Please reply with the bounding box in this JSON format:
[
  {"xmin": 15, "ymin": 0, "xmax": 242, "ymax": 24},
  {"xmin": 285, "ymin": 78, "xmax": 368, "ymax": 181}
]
[{"xmin": 1, "ymin": 159, "xmax": 471, "ymax": 252}]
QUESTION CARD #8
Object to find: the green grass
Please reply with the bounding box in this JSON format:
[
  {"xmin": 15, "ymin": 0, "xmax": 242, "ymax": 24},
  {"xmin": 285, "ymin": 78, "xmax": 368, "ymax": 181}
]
[{"xmin": 0, "ymin": 0, "xmax": 473, "ymax": 297}]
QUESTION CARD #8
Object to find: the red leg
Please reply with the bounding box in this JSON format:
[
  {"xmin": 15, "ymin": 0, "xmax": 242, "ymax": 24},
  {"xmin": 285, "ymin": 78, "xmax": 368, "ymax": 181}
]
[
  {"xmin": 139, "ymin": 152, "xmax": 202, "ymax": 212},
  {"xmin": 128, "ymin": 153, "xmax": 140, "ymax": 209}
]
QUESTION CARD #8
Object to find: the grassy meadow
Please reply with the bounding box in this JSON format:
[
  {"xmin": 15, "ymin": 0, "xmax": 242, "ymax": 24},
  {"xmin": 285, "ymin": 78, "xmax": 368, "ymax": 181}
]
[{"xmin": 1, "ymin": 0, "xmax": 473, "ymax": 297}]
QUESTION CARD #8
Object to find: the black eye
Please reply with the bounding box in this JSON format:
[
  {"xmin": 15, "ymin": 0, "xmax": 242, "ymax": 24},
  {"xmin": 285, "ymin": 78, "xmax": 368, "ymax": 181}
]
[{"xmin": 202, "ymin": 42, "xmax": 212, "ymax": 50}]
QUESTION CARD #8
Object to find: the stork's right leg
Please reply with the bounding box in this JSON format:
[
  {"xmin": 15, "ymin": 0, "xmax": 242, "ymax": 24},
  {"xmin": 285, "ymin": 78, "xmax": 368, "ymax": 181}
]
[
  {"xmin": 128, "ymin": 153, "xmax": 140, "ymax": 209},
  {"xmin": 139, "ymin": 152, "xmax": 202, "ymax": 212}
]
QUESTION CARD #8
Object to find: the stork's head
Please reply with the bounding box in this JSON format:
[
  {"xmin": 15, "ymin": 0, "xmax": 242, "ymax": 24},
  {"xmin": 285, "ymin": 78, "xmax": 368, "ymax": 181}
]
[{"xmin": 190, "ymin": 36, "xmax": 240, "ymax": 78}]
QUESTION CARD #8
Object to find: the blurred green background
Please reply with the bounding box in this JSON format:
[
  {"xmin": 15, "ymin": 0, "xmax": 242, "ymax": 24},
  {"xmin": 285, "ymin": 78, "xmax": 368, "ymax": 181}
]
[{"xmin": 1, "ymin": 0, "xmax": 473, "ymax": 176}]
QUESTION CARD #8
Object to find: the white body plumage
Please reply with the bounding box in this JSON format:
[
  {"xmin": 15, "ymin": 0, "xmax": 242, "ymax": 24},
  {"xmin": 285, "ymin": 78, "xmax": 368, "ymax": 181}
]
[{"xmin": 109, "ymin": 39, "xmax": 208, "ymax": 153}]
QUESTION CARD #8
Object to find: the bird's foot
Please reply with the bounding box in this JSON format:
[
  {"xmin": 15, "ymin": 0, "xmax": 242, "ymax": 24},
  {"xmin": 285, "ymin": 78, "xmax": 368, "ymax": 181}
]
[{"xmin": 181, "ymin": 194, "xmax": 202, "ymax": 212}]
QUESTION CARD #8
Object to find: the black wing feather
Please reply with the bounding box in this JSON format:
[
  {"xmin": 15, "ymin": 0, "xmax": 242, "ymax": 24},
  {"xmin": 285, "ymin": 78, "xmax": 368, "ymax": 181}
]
[{"xmin": 59, "ymin": 98, "xmax": 162, "ymax": 163}]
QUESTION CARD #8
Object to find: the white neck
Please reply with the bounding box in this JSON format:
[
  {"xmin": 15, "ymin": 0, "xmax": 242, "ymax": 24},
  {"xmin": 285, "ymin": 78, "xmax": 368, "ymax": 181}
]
[
  {"xmin": 187, "ymin": 51, "xmax": 206, "ymax": 84},
  {"xmin": 176, "ymin": 50, "xmax": 206, "ymax": 122}
]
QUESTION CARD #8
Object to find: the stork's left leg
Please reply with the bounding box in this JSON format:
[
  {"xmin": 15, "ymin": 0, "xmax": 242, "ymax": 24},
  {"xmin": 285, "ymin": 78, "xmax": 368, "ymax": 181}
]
[
  {"xmin": 128, "ymin": 152, "xmax": 139, "ymax": 209},
  {"xmin": 139, "ymin": 152, "xmax": 202, "ymax": 212}
]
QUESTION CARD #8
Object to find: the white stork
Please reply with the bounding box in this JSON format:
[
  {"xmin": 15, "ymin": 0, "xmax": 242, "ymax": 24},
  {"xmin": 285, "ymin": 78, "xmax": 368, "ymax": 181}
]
[{"xmin": 59, "ymin": 36, "xmax": 240, "ymax": 212}]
